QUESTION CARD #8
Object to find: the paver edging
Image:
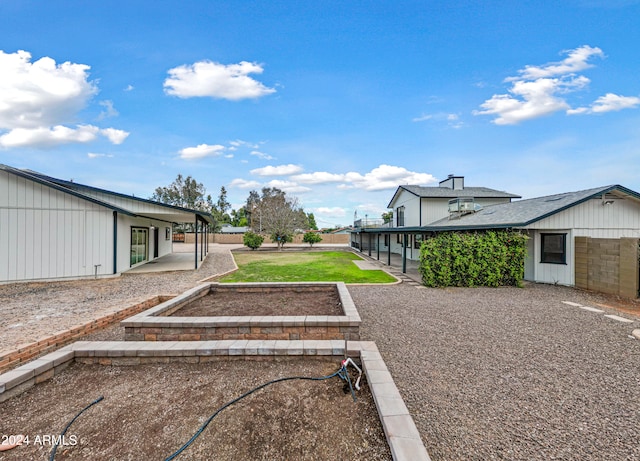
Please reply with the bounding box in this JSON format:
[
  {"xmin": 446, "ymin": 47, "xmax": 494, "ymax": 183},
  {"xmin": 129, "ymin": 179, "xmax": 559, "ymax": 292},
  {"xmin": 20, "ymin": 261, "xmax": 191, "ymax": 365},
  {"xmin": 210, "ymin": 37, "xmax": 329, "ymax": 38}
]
[{"xmin": 0, "ymin": 340, "xmax": 430, "ymax": 460}]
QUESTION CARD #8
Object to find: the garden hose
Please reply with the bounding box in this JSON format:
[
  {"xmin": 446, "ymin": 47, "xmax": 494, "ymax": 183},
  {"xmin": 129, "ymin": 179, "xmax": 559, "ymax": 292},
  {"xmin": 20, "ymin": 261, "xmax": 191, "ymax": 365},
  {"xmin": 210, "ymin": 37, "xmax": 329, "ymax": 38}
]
[
  {"xmin": 49, "ymin": 396, "xmax": 104, "ymax": 461},
  {"xmin": 165, "ymin": 361, "xmax": 357, "ymax": 461}
]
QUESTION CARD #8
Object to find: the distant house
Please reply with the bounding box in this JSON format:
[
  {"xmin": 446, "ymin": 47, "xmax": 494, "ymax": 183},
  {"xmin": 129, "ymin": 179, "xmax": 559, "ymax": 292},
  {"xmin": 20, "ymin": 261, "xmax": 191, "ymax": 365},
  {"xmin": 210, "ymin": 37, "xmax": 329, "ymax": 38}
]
[
  {"xmin": 219, "ymin": 224, "xmax": 249, "ymax": 234},
  {"xmin": 0, "ymin": 164, "xmax": 214, "ymax": 283},
  {"xmin": 352, "ymin": 177, "xmax": 640, "ymax": 297}
]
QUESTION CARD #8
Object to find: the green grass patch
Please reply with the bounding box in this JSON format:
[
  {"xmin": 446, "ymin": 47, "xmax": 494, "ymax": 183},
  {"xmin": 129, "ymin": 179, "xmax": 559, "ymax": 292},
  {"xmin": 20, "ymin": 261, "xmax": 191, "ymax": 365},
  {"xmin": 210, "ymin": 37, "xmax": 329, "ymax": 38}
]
[{"xmin": 220, "ymin": 251, "xmax": 397, "ymax": 283}]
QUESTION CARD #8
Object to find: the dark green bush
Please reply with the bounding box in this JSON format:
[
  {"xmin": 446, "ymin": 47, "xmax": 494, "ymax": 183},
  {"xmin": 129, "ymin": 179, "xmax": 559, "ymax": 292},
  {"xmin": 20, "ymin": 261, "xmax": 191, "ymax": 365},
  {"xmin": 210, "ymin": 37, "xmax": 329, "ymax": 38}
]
[
  {"xmin": 419, "ymin": 230, "xmax": 527, "ymax": 287},
  {"xmin": 303, "ymin": 231, "xmax": 323, "ymax": 247},
  {"xmin": 243, "ymin": 231, "xmax": 264, "ymax": 250}
]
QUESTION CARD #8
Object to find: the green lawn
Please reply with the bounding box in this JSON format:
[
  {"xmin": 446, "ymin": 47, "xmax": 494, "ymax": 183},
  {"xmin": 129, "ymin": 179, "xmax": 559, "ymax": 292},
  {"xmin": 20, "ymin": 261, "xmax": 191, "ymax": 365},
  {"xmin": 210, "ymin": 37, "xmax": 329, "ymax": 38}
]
[{"xmin": 220, "ymin": 251, "xmax": 397, "ymax": 283}]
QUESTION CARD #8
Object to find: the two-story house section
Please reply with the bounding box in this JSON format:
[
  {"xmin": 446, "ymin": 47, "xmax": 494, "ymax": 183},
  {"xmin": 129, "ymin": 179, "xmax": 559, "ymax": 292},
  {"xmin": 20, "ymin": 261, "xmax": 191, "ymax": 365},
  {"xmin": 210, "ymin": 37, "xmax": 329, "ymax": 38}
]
[
  {"xmin": 353, "ymin": 175, "xmax": 521, "ymax": 261},
  {"xmin": 387, "ymin": 175, "xmax": 521, "ymax": 228}
]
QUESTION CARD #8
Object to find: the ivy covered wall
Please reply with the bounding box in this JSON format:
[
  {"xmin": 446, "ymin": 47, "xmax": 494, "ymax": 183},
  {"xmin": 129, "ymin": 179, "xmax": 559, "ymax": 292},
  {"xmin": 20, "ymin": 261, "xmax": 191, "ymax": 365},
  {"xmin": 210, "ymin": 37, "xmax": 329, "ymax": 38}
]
[{"xmin": 419, "ymin": 230, "xmax": 528, "ymax": 287}]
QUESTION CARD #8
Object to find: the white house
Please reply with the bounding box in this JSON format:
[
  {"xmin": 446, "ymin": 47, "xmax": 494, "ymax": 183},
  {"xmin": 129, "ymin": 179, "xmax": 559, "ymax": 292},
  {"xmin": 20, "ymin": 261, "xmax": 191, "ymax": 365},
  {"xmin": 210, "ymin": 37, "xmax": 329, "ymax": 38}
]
[
  {"xmin": 352, "ymin": 175, "xmax": 520, "ymax": 260},
  {"xmin": 352, "ymin": 180, "xmax": 640, "ymax": 294},
  {"xmin": 426, "ymin": 185, "xmax": 640, "ymax": 287},
  {"xmin": 0, "ymin": 164, "xmax": 214, "ymax": 283}
]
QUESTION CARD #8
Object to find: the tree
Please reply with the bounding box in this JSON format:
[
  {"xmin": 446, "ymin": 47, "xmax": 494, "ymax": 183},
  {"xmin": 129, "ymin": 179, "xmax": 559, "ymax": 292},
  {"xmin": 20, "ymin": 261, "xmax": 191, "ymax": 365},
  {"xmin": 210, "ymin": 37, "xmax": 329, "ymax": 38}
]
[
  {"xmin": 303, "ymin": 231, "xmax": 322, "ymax": 247},
  {"xmin": 231, "ymin": 207, "xmax": 248, "ymax": 227},
  {"xmin": 307, "ymin": 212, "xmax": 318, "ymax": 230},
  {"xmin": 382, "ymin": 211, "xmax": 393, "ymax": 224},
  {"xmin": 243, "ymin": 231, "xmax": 264, "ymax": 250},
  {"xmin": 245, "ymin": 190, "xmax": 261, "ymax": 231},
  {"xmin": 212, "ymin": 186, "xmax": 232, "ymax": 228},
  {"xmin": 249, "ymin": 187, "xmax": 307, "ymax": 250},
  {"xmin": 150, "ymin": 174, "xmax": 212, "ymax": 211},
  {"xmin": 150, "ymin": 175, "xmax": 213, "ymax": 231}
]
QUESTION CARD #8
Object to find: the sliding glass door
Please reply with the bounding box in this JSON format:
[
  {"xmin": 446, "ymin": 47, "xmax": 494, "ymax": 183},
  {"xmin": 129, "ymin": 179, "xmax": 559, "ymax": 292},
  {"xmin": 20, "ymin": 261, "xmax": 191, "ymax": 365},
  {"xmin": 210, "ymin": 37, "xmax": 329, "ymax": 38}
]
[{"xmin": 130, "ymin": 227, "xmax": 148, "ymax": 266}]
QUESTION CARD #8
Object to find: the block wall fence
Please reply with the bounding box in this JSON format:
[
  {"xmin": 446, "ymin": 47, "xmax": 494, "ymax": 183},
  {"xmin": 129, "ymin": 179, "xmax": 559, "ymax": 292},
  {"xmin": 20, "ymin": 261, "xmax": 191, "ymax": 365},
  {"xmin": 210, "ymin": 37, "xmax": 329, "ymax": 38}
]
[
  {"xmin": 182, "ymin": 233, "xmax": 350, "ymax": 245},
  {"xmin": 575, "ymin": 237, "xmax": 639, "ymax": 299}
]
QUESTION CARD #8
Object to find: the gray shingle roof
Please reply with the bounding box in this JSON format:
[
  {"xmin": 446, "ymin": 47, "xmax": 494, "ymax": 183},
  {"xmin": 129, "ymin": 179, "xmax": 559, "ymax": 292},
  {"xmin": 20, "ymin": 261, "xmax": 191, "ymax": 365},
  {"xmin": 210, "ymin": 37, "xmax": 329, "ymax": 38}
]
[
  {"xmin": 402, "ymin": 185, "xmax": 521, "ymax": 198},
  {"xmin": 388, "ymin": 184, "xmax": 521, "ymax": 208},
  {"xmin": 427, "ymin": 185, "xmax": 639, "ymax": 230}
]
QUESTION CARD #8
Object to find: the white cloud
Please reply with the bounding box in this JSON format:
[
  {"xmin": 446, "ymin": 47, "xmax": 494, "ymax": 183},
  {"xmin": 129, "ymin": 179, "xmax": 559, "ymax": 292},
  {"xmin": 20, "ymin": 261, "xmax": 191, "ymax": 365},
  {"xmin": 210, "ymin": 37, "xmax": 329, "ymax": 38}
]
[
  {"xmin": 164, "ymin": 60, "xmax": 276, "ymax": 100},
  {"xmin": 511, "ymin": 45, "xmax": 603, "ymax": 80},
  {"xmin": 569, "ymin": 93, "xmax": 640, "ymax": 114},
  {"xmin": 472, "ymin": 45, "xmax": 636, "ymax": 125},
  {"xmin": 0, "ymin": 50, "xmax": 128, "ymax": 148},
  {"xmin": 265, "ymin": 179, "xmax": 311, "ymax": 194},
  {"xmin": 87, "ymin": 152, "xmax": 114, "ymax": 158},
  {"xmin": 344, "ymin": 164, "xmax": 436, "ymax": 191},
  {"xmin": 179, "ymin": 143, "xmax": 225, "ymax": 160},
  {"xmin": 291, "ymin": 171, "xmax": 345, "ymax": 184},
  {"xmin": 250, "ymin": 164, "xmax": 303, "ymax": 176},
  {"xmin": 0, "ymin": 125, "xmax": 100, "ymax": 148},
  {"xmin": 229, "ymin": 178, "xmax": 261, "ymax": 189},
  {"xmin": 250, "ymin": 150, "xmax": 274, "ymax": 160},
  {"xmin": 314, "ymin": 207, "xmax": 347, "ymax": 218},
  {"xmin": 414, "ymin": 112, "xmax": 463, "ymax": 128},
  {"xmin": 0, "ymin": 50, "xmax": 97, "ymax": 129},
  {"xmin": 97, "ymin": 100, "xmax": 118, "ymax": 120},
  {"xmin": 229, "ymin": 139, "xmax": 260, "ymax": 149},
  {"xmin": 100, "ymin": 128, "xmax": 129, "ymax": 144},
  {"xmin": 124, "ymin": 84, "xmax": 134, "ymax": 92}
]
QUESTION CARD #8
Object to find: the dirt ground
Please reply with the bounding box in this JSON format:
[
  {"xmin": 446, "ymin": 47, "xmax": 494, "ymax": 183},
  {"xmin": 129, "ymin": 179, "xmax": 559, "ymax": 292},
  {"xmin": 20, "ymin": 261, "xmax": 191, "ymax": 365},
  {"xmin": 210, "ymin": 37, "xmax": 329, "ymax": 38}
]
[
  {"xmin": 0, "ymin": 360, "xmax": 391, "ymax": 461},
  {"xmin": 168, "ymin": 289, "xmax": 343, "ymax": 317}
]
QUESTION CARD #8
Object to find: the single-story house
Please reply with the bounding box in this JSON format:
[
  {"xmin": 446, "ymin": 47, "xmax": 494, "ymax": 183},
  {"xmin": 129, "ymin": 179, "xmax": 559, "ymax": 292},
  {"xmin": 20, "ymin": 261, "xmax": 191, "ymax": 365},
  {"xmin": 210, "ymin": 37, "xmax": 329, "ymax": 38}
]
[
  {"xmin": 352, "ymin": 179, "xmax": 640, "ymax": 297},
  {"xmin": 220, "ymin": 224, "xmax": 249, "ymax": 234},
  {"xmin": 0, "ymin": 164, "xmax": 214, "ymax": 283}
]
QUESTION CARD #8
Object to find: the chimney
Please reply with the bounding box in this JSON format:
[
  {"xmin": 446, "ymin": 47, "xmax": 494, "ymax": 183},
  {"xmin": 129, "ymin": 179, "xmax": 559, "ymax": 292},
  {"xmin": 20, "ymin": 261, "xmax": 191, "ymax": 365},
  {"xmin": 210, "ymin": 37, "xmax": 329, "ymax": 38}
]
[{"xmin": 439, "ymin": 174, "xmax": 464, "ymax": 190}]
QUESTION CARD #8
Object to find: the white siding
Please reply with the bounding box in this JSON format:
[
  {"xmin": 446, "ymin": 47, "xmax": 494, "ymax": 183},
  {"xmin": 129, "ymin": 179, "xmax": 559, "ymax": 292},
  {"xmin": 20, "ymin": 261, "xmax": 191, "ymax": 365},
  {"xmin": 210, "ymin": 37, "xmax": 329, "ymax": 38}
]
[
  {"xmin": 0, "ymin": 171, "xmax": 114, "ymax": 282},
  {"xmin": 527, "ymin": 197, "xmax": 640, "ymax": 238},
  {"xmin": 526, "ymin": 229, "xmax": 574, "ymax": 286},
  {"xmin": 421, "ymin": 197, "xmax": 513, "ymax": 225},
  {"xmin": 390, "ymin": 189, "xmax": 421, "ymax": 227}
]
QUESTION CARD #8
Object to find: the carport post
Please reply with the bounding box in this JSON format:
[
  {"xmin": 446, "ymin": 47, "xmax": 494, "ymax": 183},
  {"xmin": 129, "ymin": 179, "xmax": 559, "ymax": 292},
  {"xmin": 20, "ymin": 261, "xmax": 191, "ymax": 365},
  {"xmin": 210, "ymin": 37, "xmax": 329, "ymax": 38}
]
[
  {"xmin": 387, "ymin": 236, "xmax": 391, "ymax": 265},
  {"xmin": 402, "ymin": 233, "xmax": 407, "ymax": 274},
  {"xmin": 194, "ymin": 217, "xmax": 198, "ymax": 269},
  {"xmin": 368, "ymin": 233, "xmax": 372, "ymax": 257},
  {"xmin": 376, "ymin": 234, "xmax": 380, "ymax": 260}
]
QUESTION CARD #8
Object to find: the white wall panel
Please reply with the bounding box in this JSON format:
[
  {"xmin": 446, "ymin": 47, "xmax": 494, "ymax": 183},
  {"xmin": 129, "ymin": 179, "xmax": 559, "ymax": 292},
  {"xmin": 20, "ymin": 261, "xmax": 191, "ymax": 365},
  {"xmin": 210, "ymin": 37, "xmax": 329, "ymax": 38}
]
[{"xmin": 0, "ymin": 172, "xmax": 115, "ymax": 282}]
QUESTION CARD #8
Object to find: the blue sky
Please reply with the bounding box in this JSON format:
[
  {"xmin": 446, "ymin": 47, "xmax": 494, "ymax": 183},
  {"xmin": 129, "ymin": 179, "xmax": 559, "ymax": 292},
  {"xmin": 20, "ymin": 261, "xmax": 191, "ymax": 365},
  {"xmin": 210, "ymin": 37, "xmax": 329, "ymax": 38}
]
[{"xmin": 1, "ymin": 1, "xmax": 639, "ymax": 228}]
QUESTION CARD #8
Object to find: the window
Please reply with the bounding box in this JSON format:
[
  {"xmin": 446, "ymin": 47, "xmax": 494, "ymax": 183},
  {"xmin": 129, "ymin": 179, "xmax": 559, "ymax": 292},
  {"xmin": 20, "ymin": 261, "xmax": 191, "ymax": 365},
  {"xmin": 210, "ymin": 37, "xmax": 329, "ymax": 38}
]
[
  {"xmin": 414, "ymin": 234, "xmax": 423, "ymax": 249},
  {"xmin": 541, "ymin": 233, "xmax": 566, "ymax": 264},
  {"xmin": 384, "ymin": 234, "xmax": 390, "ymax": 246},
  {"xmin": 165, "ymin": 227, "xmax": 171, "ymax": 241},
  {"xmin": 130, "ymin": 227, "xmax": 148, "ymax": 266},
  {"xmin": 396, "ymin": 206, "xmax": 405, "ymax": 227}
]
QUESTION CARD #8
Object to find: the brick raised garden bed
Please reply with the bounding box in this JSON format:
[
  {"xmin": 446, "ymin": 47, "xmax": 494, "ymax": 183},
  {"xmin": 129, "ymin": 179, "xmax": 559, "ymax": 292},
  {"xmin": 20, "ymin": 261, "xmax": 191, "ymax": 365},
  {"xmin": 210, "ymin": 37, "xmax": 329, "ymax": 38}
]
[
  {"xmin": 0, "ymin": 341, "xmax": 430, "ymax": 460},
  {"xmin": 122, "ymin": 282, "xmax": 361, "ymax": 342}
]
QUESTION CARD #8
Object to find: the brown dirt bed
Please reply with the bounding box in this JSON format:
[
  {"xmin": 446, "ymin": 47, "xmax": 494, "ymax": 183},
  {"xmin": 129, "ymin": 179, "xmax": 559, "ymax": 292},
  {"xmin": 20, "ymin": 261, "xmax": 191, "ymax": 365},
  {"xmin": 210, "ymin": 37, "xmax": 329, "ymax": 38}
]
[
  {"xmin": 167, "ymin": 289, "xmax": 343, "ymax": 317},
  {"xmin": 0, "ymin": 360, "xmax": 391, "ymax": 460}
]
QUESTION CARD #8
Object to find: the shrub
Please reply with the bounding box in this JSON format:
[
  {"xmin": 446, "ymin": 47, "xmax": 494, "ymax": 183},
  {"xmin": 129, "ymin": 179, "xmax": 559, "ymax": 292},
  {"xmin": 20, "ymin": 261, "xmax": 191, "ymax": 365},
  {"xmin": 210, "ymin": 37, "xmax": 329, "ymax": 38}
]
[
  {"xmin": 270, "ymin": 231, "xmax": 293, "ymax": 250},
  {"xmin": 419, "ymin": 230, "xmax": 527, "ymax": 287},
  {"xmin": 303, "ymin": 231, "xmax": 323, "ymax": 247},
  {"xmin": 243, "ymin": 231, "xmax": 264, "ymax": 250}
]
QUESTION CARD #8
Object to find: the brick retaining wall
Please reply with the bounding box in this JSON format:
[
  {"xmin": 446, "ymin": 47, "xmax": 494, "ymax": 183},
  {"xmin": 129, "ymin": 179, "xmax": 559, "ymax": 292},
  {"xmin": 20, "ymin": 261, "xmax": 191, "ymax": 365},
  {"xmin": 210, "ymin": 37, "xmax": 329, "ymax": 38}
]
[{"xmin": 0, "ymin": 295, "xmax": 174, "ymax": 374}]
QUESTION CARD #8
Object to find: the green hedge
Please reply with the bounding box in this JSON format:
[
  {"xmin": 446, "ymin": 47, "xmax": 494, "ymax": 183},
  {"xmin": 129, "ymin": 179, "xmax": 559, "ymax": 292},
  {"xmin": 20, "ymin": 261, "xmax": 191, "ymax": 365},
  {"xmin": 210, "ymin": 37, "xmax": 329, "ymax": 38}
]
[{"xmin": 418, "ymin": 230, "xmax": 527, "ymax": 287}]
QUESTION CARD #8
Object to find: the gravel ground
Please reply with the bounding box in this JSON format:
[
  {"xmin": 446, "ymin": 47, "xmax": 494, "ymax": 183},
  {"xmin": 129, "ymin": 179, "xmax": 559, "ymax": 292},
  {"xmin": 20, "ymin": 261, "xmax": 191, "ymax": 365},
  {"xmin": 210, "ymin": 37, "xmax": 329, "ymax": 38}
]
[
  {"xmin": 2, "ymin": 246, "xmax": 640, "ymax": 460},
  {"xmin": 349, "ymin": 283, "xmax": 640, "ymax": 461},
  {"xmin": 0, "ymin": 244, "xmax": 238, "ymax": 352}
]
